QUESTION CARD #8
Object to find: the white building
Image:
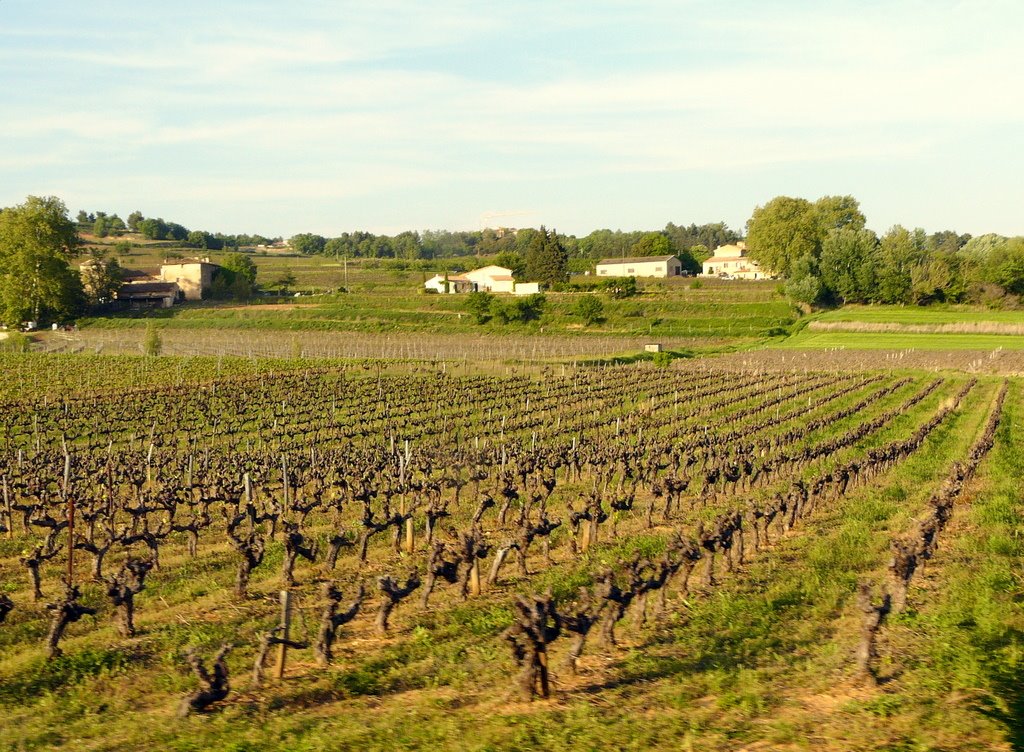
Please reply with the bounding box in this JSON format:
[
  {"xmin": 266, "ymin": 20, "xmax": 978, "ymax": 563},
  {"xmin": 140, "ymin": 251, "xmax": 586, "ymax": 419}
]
[
  {"xmin": 424, "ymin": 274, "xmax": 475, "ymax": 294},
  {"xmin": 701, "ymin": 243, "xmax": 768, "ymax": 280},
  {"xmin": 424, "ymin": 265, "xmax": 540, "ymax": 295},
  {"xmin": 595, "ymin": 255, "xmax": 682, "ymax": 278}
]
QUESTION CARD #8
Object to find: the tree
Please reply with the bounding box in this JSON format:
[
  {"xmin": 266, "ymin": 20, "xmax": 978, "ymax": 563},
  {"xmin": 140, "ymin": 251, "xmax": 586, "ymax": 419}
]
[
  {"xmin": 0, "ymin": 195, "xmax": 83, "ymax": 324},
  {"xmin": 465, "ymin": 291, "xmax": 494, "ymax": 324},
  {"xmin": 289, "ymin": 233, "xmax": 326, "ymax": 255},
  {"xmin": 783, "ymin": 253, "xmax": 823, "ymax": 306},
  {"xmin": 523, "ymin": 226, "xmax": 568, "ymax": 286},
  {"xmin": 271, "ymin": 269, "xmax": 297, "ymax": 295},
  {"xmin": 126, "ymin": 210, "xmax": 144, "ymax": 232},
  {"xmin": 988, "ymin": 238, "xmax": 1024, "ymax": 296},
  {"xmin": 165, "ymin": 222, "xmax": 189, "ymax": 242},
  {"xmin": 813, "ymin": 195, "xmax": 866, "ymax": 236},
  {"xmin": 745, "ymin": 196, "xmax": 818, "ymax": 277},
  {"xmin": 137, "ymin": 218, "xmax": 168, "ymax": 240},
  {"xmin": 222, "ymin": 253, "xmax": 257, "ymax": 286},
  {"xmin": 491, "ymin": 294, "xmax": 546, "ymax": 324},
  {"xmin": 746, "ymin": 195, "xmax": 865, "ymax": 278},
  {"xmin": 574, "ymin": 294, "xmax": 604, "ymax": 326},
  {"xmin": 818, "ymin": 228, "xmax": 878, "ymax": 303},
  {"xmin": 494, "ymin": 251, "xmax": 526, "ymax": 277},
  {"xmin": 875, "ymin": 226, "xmax": 927, "ymax": 304},
  {"xmin": 630, "ymin": 232, "xmax": 672, "ymax": 258},
  {"xmin": 80, "ymin": 250, "xmax": 124, "ymax": 306}
]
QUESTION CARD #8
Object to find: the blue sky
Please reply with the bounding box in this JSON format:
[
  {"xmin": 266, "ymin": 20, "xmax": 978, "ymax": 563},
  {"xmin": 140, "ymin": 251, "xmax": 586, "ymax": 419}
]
[{"xmin": 1, "ymin": 1, "xmax": 1021, "ymax": 239}]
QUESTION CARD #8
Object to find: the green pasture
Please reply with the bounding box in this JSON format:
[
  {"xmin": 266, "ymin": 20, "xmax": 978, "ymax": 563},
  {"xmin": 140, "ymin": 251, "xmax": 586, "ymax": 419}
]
[
  {"xmin": 814, "ymin": 304, "xmax": 1024, "ymax": 326},
  {"xmin": 775, "ymin": 330, "xmax": 1024, "ymax": 351}
]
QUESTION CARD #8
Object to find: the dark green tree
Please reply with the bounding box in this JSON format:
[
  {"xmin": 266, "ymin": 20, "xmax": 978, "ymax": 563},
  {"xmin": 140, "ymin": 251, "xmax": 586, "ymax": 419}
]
[
  {"xmin": 289, "ymin": 233, "xmax": 327, "ymax": 255},
  {"xmin": 524, "ymin": 226, "xmax": 567, "ymax": 286},
  {"xmin": 222, "ymin": 253, "xmax": 258, "ymax": 286},
  {"xmin": 630, "ymin": 232, "xmax": 672, "ymax": 257},
  {"xmin": 271, "ymin": 269, "xmax": 297, "ymax": 294}
]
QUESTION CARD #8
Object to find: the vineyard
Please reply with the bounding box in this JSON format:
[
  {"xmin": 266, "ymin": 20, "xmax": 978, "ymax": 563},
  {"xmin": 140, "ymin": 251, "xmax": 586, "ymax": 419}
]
[{"xmin": 0, "ymin": 354, "xmax": 1021, "ymax": 751}]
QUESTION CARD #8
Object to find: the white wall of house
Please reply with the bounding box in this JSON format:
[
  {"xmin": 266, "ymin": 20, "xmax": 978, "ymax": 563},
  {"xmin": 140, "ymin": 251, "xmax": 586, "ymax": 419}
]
[
  {"xmin": 464, "ymin": 266, "xmax": 515, "ymax": 292},
  {"xmin": 424, "ymin": 275, "xmax": 474, "ymax": 293},
  {"xmin": 423, "ymin": 265, "xmax": 540, "ymax": 294},
  {"xmin": 595, "ymin": 256, "xmax": 681, "ymax": 278},
  {"xmin": 701, "ymin": 243, "xmax": 767, "ymax": 279}
]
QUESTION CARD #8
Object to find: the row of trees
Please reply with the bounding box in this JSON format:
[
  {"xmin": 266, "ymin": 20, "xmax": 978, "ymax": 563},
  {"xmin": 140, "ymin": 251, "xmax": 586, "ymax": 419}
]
[
  {"xmin": 76, "ymin": 208, "xmax": 279, "ymax": 251},
  {"xmin": 745, "ymin": 195, "xmax": 1024, "ymax": 306},
  {"xmin": 291, "ymin": 222, "xmax": 740, "ymax": 271}
]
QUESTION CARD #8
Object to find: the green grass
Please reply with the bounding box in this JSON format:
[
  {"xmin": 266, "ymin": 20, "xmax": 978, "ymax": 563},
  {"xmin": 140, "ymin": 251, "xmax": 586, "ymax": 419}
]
[
  {"xmin": 816, "ymin": 305, "xmax": 1024, "ymax": 326},
  {"xmin": 775, "ymin": 330, "xmax": 1024, "ymax": 350}
]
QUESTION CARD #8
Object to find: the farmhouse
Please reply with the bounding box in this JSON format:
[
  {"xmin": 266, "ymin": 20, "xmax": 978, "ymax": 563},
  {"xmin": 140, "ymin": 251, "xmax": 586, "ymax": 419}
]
[
  {"xmin": 159, "ymin": 258, "xmax": 218, "ymax": 301},
  {"xmin": 424, "ymin": 265, "xmax": 541, "ymax": 295},
  {"xmin": 595, "ymin": 255, "xmax": 682, "ymax": 278},
  {"xmin": 424, "ymin": 274, "xmax": 475, "ymax": 294},
  {"xmin": 116, "ymin": 281, "xmax": 180, "ymax": 309},
  {"xmin": 701, "ymin": 243, "xmax": 768, "ymax": 280}
]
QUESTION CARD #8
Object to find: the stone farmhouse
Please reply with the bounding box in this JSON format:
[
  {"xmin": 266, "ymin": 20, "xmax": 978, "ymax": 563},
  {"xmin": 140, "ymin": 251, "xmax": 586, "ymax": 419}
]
[
  {"xmin": 595, "ymin": 255, "xmax": 682, "ymax": 278},
  {"xmin": 424, "ymin": 265, "xmax": 541, "ymax": 296},
  {"xmin": 109, "ymin": 258, "xmax": 220, "ymax": 308},
  {"xmin": 158, "ymin": 259, "xmax": 219, "ymax": 301},
  {"xmin": 700, "ymin": 243, "xmax": 768, "ymax": 280}
]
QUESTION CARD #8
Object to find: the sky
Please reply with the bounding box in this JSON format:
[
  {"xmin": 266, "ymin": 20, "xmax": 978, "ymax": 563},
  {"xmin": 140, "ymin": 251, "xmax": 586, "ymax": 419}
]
[{"xmin": 1, "ymin": 0, "xmax": 1022, "ymax": 239}]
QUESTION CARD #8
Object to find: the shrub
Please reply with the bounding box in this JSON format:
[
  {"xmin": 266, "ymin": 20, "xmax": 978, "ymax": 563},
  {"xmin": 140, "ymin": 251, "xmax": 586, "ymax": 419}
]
[
  {"xmin": 573, "ymin": 294, "xmax": 604, "ymax": 325},
  {"xmin": 465, "ymin": 291, "xmax": 494, "ymax": 324},
  {"xmin": 143, "ymin": 323, "xmax": 162, "ymax": 356},
  {"xmin": 601, "ymin": 276, "xmax": 639, "ymax": 299},
  {"xmin": 491, "ymin": 294, "xmax": 545, "ymax": 325},
  {"xmin": 0, "ymin": 331, "xmax": 31, "ymax": 353}
]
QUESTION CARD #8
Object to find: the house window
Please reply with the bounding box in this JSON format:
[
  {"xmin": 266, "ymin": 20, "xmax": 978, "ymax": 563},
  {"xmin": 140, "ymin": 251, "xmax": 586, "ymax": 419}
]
[{"xmin": 627, "ymin": 268, "xmax": 634, "ymax": 274}]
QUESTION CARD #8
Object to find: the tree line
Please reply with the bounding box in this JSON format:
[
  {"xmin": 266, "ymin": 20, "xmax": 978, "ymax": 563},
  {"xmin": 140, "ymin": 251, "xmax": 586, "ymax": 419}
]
[
  {"xmin": 75, "ymin": 208, "xmax": 279, "ymax": 251},
  {"xmin": 289, "ymin": 222, "xmax": 739, "ymax": 269},
  {"xmin": 745, "ymin": 195, "xmax": 1024, "ymax": 307}
]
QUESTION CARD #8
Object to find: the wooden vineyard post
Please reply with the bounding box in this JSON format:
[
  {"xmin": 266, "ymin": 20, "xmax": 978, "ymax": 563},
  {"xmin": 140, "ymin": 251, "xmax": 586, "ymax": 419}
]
[
  {"xmin": 404, "ymin": 516, "xmax": 415, "ymax": 555},
  {"xmin": 580, "ymin": 519, "xmax": 591, "ymax": 553},
  {"xmin": 63, "ymin": 450, "xmax": 74, "ymax": 585},
  {"xmin": 2, "ymin": 475, "xmax": 11, "ymax": 540},
  {"xmin": 275, "ymin": 590, "xmax": 292, "ymax": 680},
  {"xmin": 469, "ymin": 559, "xmax": 481, "ymax": 596},
  {"xmin": 281, "ymin": 454, "xmax": 289, "ymax": 508}
]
